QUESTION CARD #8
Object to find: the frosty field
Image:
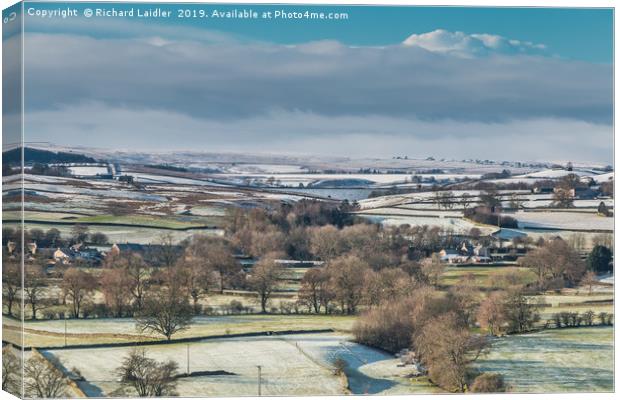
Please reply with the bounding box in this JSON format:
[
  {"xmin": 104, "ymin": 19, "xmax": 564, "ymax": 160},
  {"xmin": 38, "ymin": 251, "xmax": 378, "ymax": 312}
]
[
  {"xmin": 514, "ymin": 210, "xmax": 613, "ymax": 231},
  {"xmin": 39, "ymin": 327, "xmax": 615, "ymax": 396},
  {"xmin": 476, "ymin": 327, "xmax": 614, "ymax": 392},
  {"xmin": 4, "ymin": 315, "xmax": 357, "ymax": 348},
  {"xmin": 43, "ymin": 333, "xmax": 424, "ymax": 396}
]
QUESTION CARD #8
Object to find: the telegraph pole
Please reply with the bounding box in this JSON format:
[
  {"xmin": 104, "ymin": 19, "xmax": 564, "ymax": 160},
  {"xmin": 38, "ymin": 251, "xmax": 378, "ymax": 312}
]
[
  {"xmin": 64, "ymin": 313, "xmax": 67, "ymax": 347},
  {"xmin": 257, "ymin": 365, "xmax": 262, "ymax": 396},
  {"xmin": 186, "ymin": 343, "xmax": 190, "ymax": 375}
]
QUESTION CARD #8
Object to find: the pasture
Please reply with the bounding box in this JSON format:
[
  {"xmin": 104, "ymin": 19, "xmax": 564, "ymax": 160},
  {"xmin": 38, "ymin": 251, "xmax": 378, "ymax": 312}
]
[
  {"xmin": 3, "ymin": 314, "xmax": 357, "ymax": 348},
  {"xmin": 43, "ymin": 333, "xmax": 431, "ymax": 396},
  {"xmin": 476, "ymin": 327, "xmax": 613, "ymax": 392}
]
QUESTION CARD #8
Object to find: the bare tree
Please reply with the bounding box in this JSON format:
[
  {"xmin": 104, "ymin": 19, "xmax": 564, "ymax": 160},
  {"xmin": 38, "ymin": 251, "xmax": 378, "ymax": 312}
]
[
  {"xmin": 415, "ymin": 312, "xmax": 488, "ymax": 392},
  {"xmin": 353, "ymin": 297, "xmax": 417, "ymax": 353},
  {"xmin": 502, "ymin": 288, "xmax": 540, "ymax": 333},
  {"xmin": 117, "ymin": 348, "xmax": 179, "ymax": 397},
  {"xmin": 250, "ymin": 227, "xmax": 286, "ymax": 258},
  {"xmin": 460, "ymin": 193, "xmax": 471, "ymax": 211},
  {"xmin": 24, "ymin": 356, "xmax": 66, "ymax": 398},
  {"xmin": 309, "ymin": 225, "xmax": 346, "ymax": 261},
  {"xmin": 2, "ymin": 262, "xmax": 21, "ymax": 317},
  {"xmin": 135, "ymin": 286, "xmax": 194, "ymax": 340},
  {"xmin": 247, "ymin": 253, "xmax": 285, "ymax": 313},
  {"xmin": 62, "ymin": 268, "xmax": 97, "ymax": 318},
  {"xmin": 439, "ymin": 191, "xmax": 455, "ymax": 210},
  {"xmin": 364, "ymin": 268, "xmax": 415, "ymax": 307},
  {"xmin": 552, "ymin": 174, "xmax": 580, "ymax": 208},
  {"xmin": 434, "ymin": 191, "xmax": 443, "ymax": 210},
  {"xmin": 567, "ymin": 233, "xmax": 587, "ymax": 251},
  {"xmin": 153, "ymin": 233, "xmax": 181, "ymax": 269},
  {"xmin": 448, "ymin": 281, "xmax": 480, "ymax": 326},
  {"xmin": 326, "ymin": 254, "xmax": 369, "ymax": 314},
  {"xmin": 298, "ymin": 268, "xmax": 331, "ymax": 314},
  {"xmin": 581, "ymin": 270, "xmax": 598, "ymax": 295},
  {"xmin": 70, "ymin": 224, "xmax": 89, "ymax": 244},
  {"xmin": 480, "ymin": 189, "xmax": 501, "ymax": 208},
  {"xmin": 477, "ymin": 291, "xmax": 508, "ymax": 336},
  {"xmin": 2, "ymin": 345, "xmax": 21, "ymax": 395},
  {"xmin": 592, "ymin": 233, "xmax": 614, "ymax": 250},
  {"xmin": 183, "ymin": 236, "xmax": 239, "ymax": 294},
  {"xmin": 24, "ymin": 266, "xmax": 47, "ymax": 320},
  {"xmin": 111, "ymin": 253, "xmax": 151, "ymax": 311},
  {"xmin": 100, "ymin": 268, "xmax": 133, "ymax": 317},
  {"xmin": 520, "ymin": 238, "xmax": 585, "ymax": 289},
  {"xmin": 420, "ymin": 253, "xmax": 444, "ymax": 287},
  {"xmin": 508, "ymin": 193, "xmax": 524, "ymax": 209},
  {"xmin": 89, "ymin": 232, "xmax": 109, "ymax": 245},
  {"xmin": 175, "ymin": 258, "xmax": 216, "ymax": 312}
]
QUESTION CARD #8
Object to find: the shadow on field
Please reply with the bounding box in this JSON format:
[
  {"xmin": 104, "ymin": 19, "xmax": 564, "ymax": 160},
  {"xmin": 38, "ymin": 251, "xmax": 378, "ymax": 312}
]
[{"xmin": 346, "ymin": 368, "xmax": 398, "ymax": 394}]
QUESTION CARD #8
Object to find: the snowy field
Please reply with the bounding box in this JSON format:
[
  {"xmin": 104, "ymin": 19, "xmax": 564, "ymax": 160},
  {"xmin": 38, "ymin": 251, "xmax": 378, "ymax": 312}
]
[
  {"xmin": 16, "ymin": 222, "xmax": 223, "ymax": 244},
  {"xmin": 515, "ymin": 169, "xmax": 593, "ymax": 179},
  {"xmin": 514, "ymin": 211, "xmax": 613, "ymax": 231},
  {"xmin": 22, "ymin": 316, "xmax": 297, "ymax": 336},
  {"xmin": 476, "ymin": 327, "xmax": 613, "ymax": 392},
  {"xmin": 287, "ymin": 334, "xmax": 433, "ymax": 394},
  {"xmin": 358, "ymin": 208, "xmax": 463, "ymax": 218},
  {"xmin": 41, "ymin": 327, "xmax": 613, "ymax": 396},
  {"xmin": 124, "ymin": 172, "xmax": 225, "ymax": 186},
  {"xmin": 68, "ymin": 166, "xmax": 109, "ymax": 176},
  {"xmin": 359, "ymin": 214, "xmax": 495, "ymax": 235},
  {"xmin": 44, "ymin": 333, "xmax": 425, "ymax": 397},
  {"xmin": 358, "ymin": 190, "xmax": 529, "ymax": 210},
  {"xmin": 23, "ymin": 182, "xmax": 167, "ymax": 202}
]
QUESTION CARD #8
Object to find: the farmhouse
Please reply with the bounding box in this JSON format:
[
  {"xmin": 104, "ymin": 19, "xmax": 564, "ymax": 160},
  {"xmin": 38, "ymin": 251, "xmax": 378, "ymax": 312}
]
[
  {"xmin": 53, "ymin": 248, "xmax": 71, "ymax": 264},
  {"xmin": 51, "ymin": 244, "xmax": 104, "ymax": 266},
  {"xmin": 440, "ymin": 240, "xmax": 493, "ymax": 264}
]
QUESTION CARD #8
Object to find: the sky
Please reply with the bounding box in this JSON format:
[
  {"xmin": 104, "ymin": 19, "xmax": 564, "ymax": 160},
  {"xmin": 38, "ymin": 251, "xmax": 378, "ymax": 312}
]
[{"xmin": 7, "ymin": 2, "xmax": 614, "ymax": 163}]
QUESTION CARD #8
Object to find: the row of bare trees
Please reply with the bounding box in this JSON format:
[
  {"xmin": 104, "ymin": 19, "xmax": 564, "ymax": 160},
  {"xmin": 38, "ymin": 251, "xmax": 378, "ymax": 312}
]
[
  {"xmin": 226, "ymin": 200, "xmax": 469, "ymax": 263},
  {"xmin": 519, "ymin": 238, "xmax": 586, "ymax": 290},
  {"xmin": 296, "ymin": 253, "xmax": 446, "ymax": 315}
]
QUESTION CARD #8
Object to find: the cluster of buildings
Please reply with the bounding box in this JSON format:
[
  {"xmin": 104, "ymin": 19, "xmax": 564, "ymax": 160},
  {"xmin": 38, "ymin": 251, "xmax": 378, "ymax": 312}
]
[
  {"xmin": 439, "ymin": 241, "xmax": 492, "ymax": 264},
  {"xmin": 438, "ymin": 230, "xmax": 530, "ymax": 265},
  {"xmin": 4, "ymin": 241, "xmax": 166, "ymax": 271}
]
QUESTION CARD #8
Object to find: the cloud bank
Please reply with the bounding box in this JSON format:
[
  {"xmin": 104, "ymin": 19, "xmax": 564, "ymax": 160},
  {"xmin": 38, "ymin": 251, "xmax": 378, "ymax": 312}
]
[{"xmin": 16, "ymin": 28, "xmax": 612, "ymax": 162}]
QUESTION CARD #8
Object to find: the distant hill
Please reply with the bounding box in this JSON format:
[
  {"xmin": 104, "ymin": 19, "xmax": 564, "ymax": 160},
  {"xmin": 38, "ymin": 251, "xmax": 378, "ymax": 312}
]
[{"xmin": 2, "ymin": 147, "xmax": 98, "ymax": 165}]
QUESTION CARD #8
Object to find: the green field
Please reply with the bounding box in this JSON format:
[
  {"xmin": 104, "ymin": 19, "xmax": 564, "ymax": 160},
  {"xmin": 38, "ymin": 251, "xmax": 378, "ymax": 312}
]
[{"xmin": 440, "ymin": 265, "xmax": 536, "ymax": 288}]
